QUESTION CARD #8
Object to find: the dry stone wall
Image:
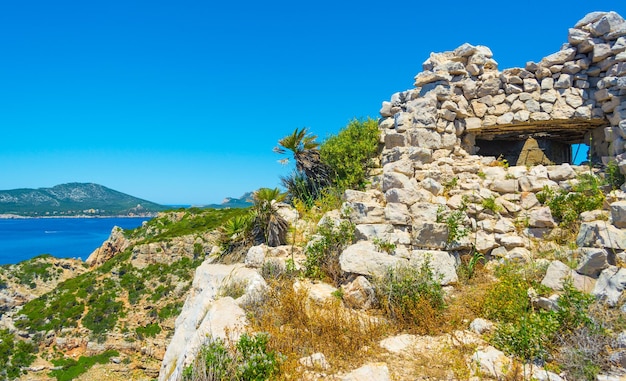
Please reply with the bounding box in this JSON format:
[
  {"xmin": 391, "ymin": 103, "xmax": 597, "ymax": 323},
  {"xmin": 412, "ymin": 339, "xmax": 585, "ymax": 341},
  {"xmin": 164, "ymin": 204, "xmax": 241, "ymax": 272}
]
[
  {"xmin": 338, "ymin": 12, "xmax": 626, "ymax": 303},
  {"xmin": 379, "ymin": 11, "xmax": 626, "ymax": 167}
]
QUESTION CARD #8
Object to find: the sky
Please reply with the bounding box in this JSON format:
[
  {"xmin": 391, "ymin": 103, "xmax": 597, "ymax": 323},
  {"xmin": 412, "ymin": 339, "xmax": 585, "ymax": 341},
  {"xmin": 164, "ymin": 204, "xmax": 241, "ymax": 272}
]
[{"xmin": 1, "ymin": 1, "xmax": 626, "ymax": 205}]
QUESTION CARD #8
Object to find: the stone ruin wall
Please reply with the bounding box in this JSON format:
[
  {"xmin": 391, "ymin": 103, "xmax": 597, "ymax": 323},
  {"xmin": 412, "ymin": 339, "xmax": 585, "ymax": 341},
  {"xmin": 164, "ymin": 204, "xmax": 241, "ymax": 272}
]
[
  {"xmin": 338, "ymin": 11, "xmax": 626, "ymax": 291},
  {"xmin": 379, "ymin": 11, "xmax": 626, "ymax": 168}
]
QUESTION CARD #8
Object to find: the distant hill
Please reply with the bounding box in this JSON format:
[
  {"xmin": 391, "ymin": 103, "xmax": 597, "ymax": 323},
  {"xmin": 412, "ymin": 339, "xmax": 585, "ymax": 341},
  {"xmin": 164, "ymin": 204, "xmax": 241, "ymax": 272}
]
[
  {"xmin": 0, "ymin": 183, "xmax": 168, "ymax": 217},
  {"xmin": 205, "ymin": 192, "xmax": 253, "ymax": 209}
]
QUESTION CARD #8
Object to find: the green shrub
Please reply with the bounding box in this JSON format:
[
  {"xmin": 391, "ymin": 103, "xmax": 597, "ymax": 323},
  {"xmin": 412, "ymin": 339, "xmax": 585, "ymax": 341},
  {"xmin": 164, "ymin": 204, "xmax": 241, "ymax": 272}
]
[
  {"xmin": 135, "ymin": 323, "xmax": 161, "ymax": 339},
  {"xmin": 158, "ymin": 302, "xmax": 183, "ymax": 320},
  {"xmin": 49, "ymin": 350, "xmax": 119, "ymax": 381},
  {"xmin": 436, "ymin": 204, "xmax": 469, "ymax": 248},
  {"xmin": 82, "ymin": 291, "xmax": 122, "ymax": 336},
  {"xmin": 482, "ymin": 271, "xmax": 530, "ymax": 323},
  {"xmin": 183, "ymin": 333, "xmax": 282, "ymax": 381},
  {"xmin": 319, "ymin": 117, "xmax": 380, "ymax": 190},
  {"xmin": 491, "ymin": 311, "xmax": 559, "ymax": 362},
  {"xmin": 303, "ymin": 219, "xmax": 355, "ymax": 284},
  {"xmin": 374, "ymin": 261, "xmax": 446, "ymax": 332},
  {"xmin": 537, "ymin": 174, "xmax": 605, "ymax": 227},
  {"xmin": 0, "ymin": 329, "xmax": 36, "ymax": 380},
  {"xmin": 481, "ymin": 196, "xmax": 502, "ymax": 213}
]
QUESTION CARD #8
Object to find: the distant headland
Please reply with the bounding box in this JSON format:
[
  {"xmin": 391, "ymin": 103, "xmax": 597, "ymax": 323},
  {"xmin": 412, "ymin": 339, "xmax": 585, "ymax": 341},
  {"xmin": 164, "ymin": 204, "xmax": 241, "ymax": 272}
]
[{"xmin": 0, "ymin": 183, "xmax": 167, "ymax": 217}]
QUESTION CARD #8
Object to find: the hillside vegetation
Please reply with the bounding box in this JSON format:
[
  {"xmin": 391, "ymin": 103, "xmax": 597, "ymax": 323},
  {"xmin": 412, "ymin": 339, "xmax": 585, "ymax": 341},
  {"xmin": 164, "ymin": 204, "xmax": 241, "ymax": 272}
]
[{"xmin": 1, "ymin": 116, "xmax": 626, "ymax": 381}]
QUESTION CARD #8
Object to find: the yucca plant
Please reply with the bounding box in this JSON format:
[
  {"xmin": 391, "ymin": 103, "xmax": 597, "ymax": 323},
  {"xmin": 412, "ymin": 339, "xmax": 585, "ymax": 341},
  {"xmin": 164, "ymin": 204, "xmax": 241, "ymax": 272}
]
[{"xmin": 251, "ymin": 188, "xmax": 289, "ymax": 247}]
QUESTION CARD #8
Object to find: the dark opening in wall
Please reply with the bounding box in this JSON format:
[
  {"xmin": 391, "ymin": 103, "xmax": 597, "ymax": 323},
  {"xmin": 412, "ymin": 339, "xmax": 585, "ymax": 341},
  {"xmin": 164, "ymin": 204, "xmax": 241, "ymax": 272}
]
[
  {"xmin": 468, "ymin": 120, "xmax": 607, "ymax": 166},
  {"xmin": 475, "ymin": 137, "xmax": 571, "ymax": 166}
]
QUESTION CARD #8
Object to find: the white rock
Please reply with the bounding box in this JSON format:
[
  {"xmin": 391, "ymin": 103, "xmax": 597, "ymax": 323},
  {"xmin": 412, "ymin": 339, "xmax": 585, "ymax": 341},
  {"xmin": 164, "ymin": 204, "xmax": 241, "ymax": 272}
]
[
  {"xmin": 299, "ymin": 352, "xmax": 330, "ymax": 370},
  {"xmin": 576, "ymin": 247, "xmax": 612, "ymax": 278},
  {"xmin": 159, "ymin": 263, "xmax": 264, "ymax": 381},
  {"xmin": 409, "ymin": 249, "xmax": 458, "ymax": 285},
  {"xmin": 547, "ymin": 163, "xmax": 576, "ymax": 181},
  {"xmin": 341, "ymin": 276, "xmax": 377, "ymax": 309},
  {"xmin": 469, "ymin": 318, "xmax": 494, "ymax": 334},
  {"xmin": 339, "ymin": 241, "xmax": 406, "ymax": 277},
  {"xmin": 611, "ymin": 200, "xmax": 626, "ymax": 228},
  {"xmin": 471, "ymin": 346, "xmax": 511, "ymax": 379},
  {"xmin": 528, "ymin": 207, "xmax": 556, "ymax": 228},
  {"xmin": 577, "ymin": 221, "xmax": 626, "ymax": 250},
  {"xmin": 244, "ymin": 245, "xmax": 266, "ymax": 268},
  {"xmin": 294, "ymin": 280, "xmax": 337, "ymax": 304},
  {"xmin": 379, "ymin": 334, "xmax": 418, "ymax": 353},
  {"xmin": 340, "ymin": 363, "xmax": 391, "ymax": 381},
  {"xmin": 593, "ymin": 266, "xmax": 626, "ymax": 306},
  {"xmin": 541, "ymin": 260, "xmax": 595, "ymax": 292}
]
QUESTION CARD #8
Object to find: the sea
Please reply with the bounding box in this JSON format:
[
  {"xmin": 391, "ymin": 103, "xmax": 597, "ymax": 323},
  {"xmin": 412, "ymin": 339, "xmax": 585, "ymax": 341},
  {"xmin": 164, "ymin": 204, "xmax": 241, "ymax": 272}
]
[{"xmin": 0, "ymin": 217, "xmax": 151, "ymax": 266}]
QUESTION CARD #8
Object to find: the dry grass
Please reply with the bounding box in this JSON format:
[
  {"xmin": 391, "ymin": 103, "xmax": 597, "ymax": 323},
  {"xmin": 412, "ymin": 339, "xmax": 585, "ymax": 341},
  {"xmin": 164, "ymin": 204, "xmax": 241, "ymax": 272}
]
[{"xmin": 245, "ymin": 278, "xmax": 389, "ymax": 377}]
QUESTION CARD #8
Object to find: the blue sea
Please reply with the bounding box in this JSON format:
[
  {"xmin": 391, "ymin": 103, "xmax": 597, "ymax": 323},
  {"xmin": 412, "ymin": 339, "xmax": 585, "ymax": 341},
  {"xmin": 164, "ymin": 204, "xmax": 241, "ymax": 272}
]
[{"xmin": 0, "ymin": 218, "xmax": 151, "ymax": 265}]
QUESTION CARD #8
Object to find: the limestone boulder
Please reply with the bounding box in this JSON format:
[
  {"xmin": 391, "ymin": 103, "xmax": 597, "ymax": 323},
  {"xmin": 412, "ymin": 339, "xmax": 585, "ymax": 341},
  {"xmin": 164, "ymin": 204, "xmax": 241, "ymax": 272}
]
[
  {"xmin": 244, "ymin": 245, "xmax": 266, "ymax": 268},
  {"xmin": 528, "ymin": 207, "xmax": 556, "ymax": 228},
  {"xmin": 86, "ymin": 226, "xmax": 131, "ymax": 267},
  {"xmin": 593, "ymin": 266, "xmax": 626, "ymax": 306},
  {"xmin": 412, "ymin": 222, "xmax": 449, "ymax": 249},
  {"xmin": 159, "ymin": 263, "xmax": 265, "ymax": 381},
  {"xmin": 409, "ymin": 249, "xmax": 458, "ymax": 285},
  {"xmin": 577, "ymin": 221, "xmax": 626, "ymax": 250},
  {"xmin": 339, "ymin": 241, "xmax": 406, "ymax": 277},
  {"xmin": 339, "ymin": 363, "xmax": 391, "ymax": 381},
  {"xmin": 547, "ymin": 164, "xmax": 577, "ymax": 181},
  {"xmin": 541, "ymin": 260, "xmax": 595, "ymax": 293},
  {"xmin": 611, "ymin": 200, "xmax": 626, "ymax": 228},
  {"xmin": 576, "ymin": 247, "xmax": 613, "ymax": 278},
  {"xmin": 355, "ymin": 224, "xmax": 395, "ymax": 241},
  {"xmin": 341, "ymin": 276, "xmax": 377, "ymax": 310}
]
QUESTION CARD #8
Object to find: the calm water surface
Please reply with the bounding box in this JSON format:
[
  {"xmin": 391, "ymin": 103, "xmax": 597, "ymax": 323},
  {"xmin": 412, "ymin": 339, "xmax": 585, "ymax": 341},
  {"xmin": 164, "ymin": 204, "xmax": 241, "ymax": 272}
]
[{"xmin": 0, "ymin": 218, "xmax": 150, "ymax": 265}]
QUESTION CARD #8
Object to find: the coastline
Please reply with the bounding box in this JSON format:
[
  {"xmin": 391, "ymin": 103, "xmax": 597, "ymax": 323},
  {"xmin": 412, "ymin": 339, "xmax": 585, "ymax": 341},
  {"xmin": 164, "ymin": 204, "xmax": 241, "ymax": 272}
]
[{"xmin": 0, "ymin": 214, "xmax": 158, "ymax": 219}]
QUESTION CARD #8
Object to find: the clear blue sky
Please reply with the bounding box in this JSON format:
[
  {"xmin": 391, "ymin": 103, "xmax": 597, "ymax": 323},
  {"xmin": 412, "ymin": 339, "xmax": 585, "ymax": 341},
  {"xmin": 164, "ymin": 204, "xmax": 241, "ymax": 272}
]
[{"xmin": 1, "ymin": 1, "xmax": 625, "ymax": 205}]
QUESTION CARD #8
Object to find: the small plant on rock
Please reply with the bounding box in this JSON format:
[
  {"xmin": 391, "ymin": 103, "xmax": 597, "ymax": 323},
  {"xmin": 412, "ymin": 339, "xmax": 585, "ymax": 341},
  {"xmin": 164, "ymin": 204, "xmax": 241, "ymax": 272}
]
[
  {"xmin": 481, "ymin": 196, "xmax": 502, "ymax": 213},
  {"xmin": 436, "ymin": 203, "xmax": 469, "ymax": 248},
  {"xmin": 373, "ymin": 237, "xmax": 396, "ymax": 254}
]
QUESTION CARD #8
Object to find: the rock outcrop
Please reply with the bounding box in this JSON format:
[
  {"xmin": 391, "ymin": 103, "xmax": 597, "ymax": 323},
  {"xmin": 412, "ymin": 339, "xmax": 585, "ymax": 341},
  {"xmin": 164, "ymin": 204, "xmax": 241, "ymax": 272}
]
[
  {"xmin": 85, "ymin": 226, "xmax": 131, "ymax": 266},
  {"xmin": 158, "ymin": 262, "xmax": 266, "ymax": 381}
]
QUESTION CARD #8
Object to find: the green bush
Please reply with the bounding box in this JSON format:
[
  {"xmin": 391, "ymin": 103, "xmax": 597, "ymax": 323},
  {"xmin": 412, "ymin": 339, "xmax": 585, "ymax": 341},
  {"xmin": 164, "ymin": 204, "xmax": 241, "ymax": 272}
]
[
  {"xmin": 0, "ymin": 329, "xmax": 36, "ymax": 380},
  {"xmin": 374, "ymin": 260, "xmax": 446, "ymax": 332},
  {"xmin": 482, "ymin": 271, "xmax": 530, "ymax": 323},
  {"xmin": 183, "ymin": 333, "xmax": 282, "ymax": 381},
  {"xmin": 82, "ymin": 291, "xmax": 122, "ymax": 336},
  {"xmin": 49, "ymin": 350, "xmax": 119, "ymax": 381},
  {"xmin": 491, "ymin": 311, "xmax": 559, "ymax": 362},
  {"xmin": 319, "ymin": 117, "xmax": 380, "ymax": 190},
  {"xmin": 436, "ymin": 203, "xmax": 469, "ymax": 248},
  {"xmin": 537, "ymin": 174, "xmax": 605, "ymax": 227},
  {"xmin": 303, "ymin": 218, "xmax": 355, "ymax": 284},
  {"xmin": 135, "ymin": 323, "xmax": 161, "ymax": 339}
]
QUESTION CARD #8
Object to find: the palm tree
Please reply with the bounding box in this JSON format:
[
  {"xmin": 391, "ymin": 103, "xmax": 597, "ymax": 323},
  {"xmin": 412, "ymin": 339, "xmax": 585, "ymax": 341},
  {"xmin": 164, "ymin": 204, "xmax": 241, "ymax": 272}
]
[
  {"xmin": 251, "ymin": 187, "xmax": 289, "ymax": 247},
  {"xmin": 274, "ymin": 128, "xmax": 331, "ymax": 198}
]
